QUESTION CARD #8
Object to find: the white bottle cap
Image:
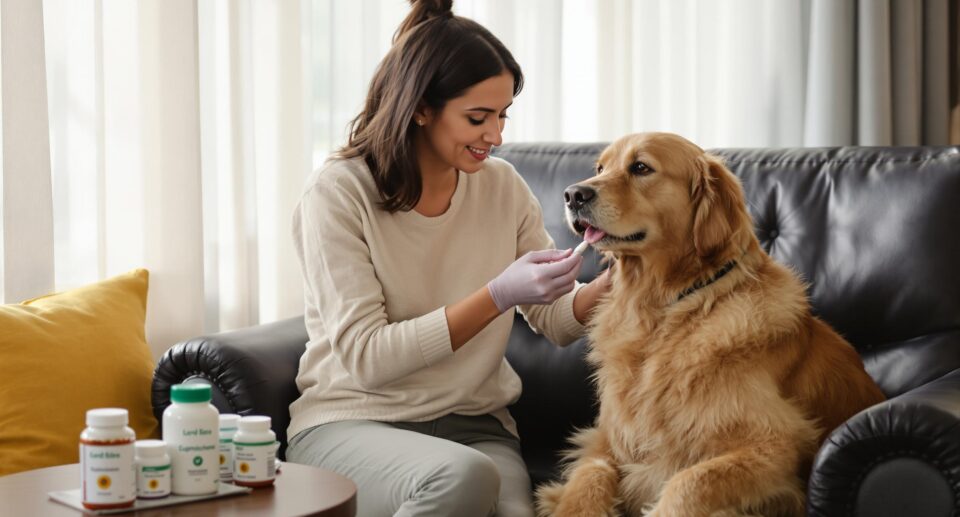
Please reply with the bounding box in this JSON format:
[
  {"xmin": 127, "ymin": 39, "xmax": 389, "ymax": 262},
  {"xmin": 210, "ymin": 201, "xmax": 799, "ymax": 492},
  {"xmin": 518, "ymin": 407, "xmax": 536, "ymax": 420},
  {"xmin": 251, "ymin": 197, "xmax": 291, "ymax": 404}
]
[
  {"xmin": 219, "ymin": 413, "xmax": 240, "ymax": 429},
  {"xmin": 86, "ymin": 408, "xmax": 128, "ymax": 427},
  {"xmin": 238, "ymin": 416, "xmax": 271, "ymax": 433},
  {"xmin": 135, "ymin": 439, "xmax": 167, "ymax": 457}
]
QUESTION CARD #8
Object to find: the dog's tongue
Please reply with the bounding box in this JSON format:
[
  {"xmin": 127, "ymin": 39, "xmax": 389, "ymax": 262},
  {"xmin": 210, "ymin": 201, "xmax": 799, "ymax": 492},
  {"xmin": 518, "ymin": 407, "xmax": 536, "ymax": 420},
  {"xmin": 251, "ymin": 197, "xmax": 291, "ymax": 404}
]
[{"xmin": 584, "ymin": 225, "xmax": 606, "ymax": 244}]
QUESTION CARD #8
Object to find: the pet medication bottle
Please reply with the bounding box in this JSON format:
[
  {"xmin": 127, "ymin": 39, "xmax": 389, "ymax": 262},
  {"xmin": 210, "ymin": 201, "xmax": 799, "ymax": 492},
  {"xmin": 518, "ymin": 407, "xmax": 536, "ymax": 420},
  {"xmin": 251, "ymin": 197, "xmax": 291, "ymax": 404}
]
[
  {"xmin": 134, "ymin": 440, "xmax": 171, "ymax": 499},
  {"xmin": 80, "ymin": 408, "xmax": 136, "ymax": 510},
  {"xmin": 233, "ymin": 416, "xmax": 277, "ymax": 487},
  {"xmin": 163, "ymin": 383, "xmax": 219, "ymax": 495},
  {"xmin": 218, "ymin": 414, "xmax": 240, "ymax": 482}
]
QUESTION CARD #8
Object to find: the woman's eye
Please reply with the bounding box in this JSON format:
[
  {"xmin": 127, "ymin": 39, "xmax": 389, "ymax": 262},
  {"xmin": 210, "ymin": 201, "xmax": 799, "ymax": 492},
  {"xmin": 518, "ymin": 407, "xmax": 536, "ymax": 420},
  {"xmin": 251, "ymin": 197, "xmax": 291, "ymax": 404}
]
[
  {"xmin": 468, "ymin": 117, "xmax": 484, "ymax": 126},
  {"xmin": 629, "ymin": 161, "xmax": 654, "ymax": 176}
]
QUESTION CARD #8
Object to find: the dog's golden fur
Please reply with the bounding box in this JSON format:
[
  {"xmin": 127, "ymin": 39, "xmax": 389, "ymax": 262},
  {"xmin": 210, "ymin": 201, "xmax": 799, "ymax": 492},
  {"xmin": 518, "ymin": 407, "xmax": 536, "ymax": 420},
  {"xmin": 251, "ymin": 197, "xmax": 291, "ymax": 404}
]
[{"xmin": 536, "ymin": 133, "xmax": 885, "ymax": 517}]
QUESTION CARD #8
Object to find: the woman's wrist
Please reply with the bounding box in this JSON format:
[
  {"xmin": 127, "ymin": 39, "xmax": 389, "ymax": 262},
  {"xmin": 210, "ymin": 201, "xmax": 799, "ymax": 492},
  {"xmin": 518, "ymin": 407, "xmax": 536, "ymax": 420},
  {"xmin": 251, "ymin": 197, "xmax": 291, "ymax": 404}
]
[
  {"xmin": 445, "ymin": 285, "xmax": 504, "ymax": 352},
  {"xmin": 573, "ymin": 268, "xmax": 612, "ymax": 325}
]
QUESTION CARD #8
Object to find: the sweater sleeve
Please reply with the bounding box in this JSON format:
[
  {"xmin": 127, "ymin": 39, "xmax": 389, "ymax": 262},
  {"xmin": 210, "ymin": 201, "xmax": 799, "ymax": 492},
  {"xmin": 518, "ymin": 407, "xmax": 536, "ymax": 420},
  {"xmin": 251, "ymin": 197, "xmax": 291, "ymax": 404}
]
[
  {"xmin": 508, "ymin": 167, "xmax": 588, "ymax": 347},
  {"xmin": 293, "ymin": 177, "xmax": 453, "ymax": 390}
]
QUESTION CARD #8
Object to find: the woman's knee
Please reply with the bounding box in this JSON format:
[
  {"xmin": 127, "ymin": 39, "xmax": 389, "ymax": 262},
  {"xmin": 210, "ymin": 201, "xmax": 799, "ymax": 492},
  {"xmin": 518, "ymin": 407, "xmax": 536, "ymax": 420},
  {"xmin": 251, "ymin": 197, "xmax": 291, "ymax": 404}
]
[
  {"xmin": 428, "ymin": 448, "xmax": 501, "ymax": 515},
  {"xmin": 452, "ymin": 449, "xmax": 500, "ymax": 491}
]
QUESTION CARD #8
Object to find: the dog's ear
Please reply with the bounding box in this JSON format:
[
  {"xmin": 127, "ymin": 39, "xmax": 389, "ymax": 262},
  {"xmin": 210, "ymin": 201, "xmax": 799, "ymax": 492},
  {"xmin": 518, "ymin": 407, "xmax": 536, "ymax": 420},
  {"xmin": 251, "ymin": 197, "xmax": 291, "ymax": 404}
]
[{"xmin": 691, "ymin": 155, "xmax": 744, "ymax": 260}]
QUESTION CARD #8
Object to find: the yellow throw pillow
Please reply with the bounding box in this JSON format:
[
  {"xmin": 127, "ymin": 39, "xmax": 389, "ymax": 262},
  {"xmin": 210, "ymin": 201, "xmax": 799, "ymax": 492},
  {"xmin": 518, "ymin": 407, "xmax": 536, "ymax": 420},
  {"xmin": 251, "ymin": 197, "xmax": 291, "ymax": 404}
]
[{"xmin": 0, "ymin": 269, "xmax": 158, "ymax": 477}]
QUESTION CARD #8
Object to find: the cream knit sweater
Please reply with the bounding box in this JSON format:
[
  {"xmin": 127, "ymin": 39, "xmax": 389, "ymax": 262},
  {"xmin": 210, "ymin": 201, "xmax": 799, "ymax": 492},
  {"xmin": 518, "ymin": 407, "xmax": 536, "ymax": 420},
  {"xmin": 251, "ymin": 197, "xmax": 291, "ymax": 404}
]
[{"xmin": 288, "ymin": 155, "xmax": 585, "ymax": 439}]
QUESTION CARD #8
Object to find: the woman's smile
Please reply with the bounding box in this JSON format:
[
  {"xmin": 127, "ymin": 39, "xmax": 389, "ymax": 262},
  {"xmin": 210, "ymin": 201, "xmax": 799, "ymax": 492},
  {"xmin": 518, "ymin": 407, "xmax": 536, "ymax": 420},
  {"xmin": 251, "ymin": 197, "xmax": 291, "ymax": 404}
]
[{"xmin": 466, "ymin": 145, "xmax": 490, "ymax": 160}]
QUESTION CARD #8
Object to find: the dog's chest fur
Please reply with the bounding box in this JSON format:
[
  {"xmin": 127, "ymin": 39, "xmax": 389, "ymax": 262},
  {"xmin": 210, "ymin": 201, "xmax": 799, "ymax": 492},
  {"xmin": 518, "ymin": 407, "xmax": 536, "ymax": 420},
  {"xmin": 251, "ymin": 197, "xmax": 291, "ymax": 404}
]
[
  {"xmin": 588, "ymin": 305, "xmax": 719, "ymax": 465},
  {"xmin": 586, "ymin": 267, "xmax": 807, "ymax": 468}
]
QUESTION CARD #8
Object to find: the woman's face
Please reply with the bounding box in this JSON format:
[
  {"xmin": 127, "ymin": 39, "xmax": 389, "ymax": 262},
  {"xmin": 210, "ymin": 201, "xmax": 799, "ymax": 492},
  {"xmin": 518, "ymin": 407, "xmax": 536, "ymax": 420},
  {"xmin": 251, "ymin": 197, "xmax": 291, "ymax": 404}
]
[{"xmin": 416, "ymin": 71, "xmax": 514, "ymax": 175}]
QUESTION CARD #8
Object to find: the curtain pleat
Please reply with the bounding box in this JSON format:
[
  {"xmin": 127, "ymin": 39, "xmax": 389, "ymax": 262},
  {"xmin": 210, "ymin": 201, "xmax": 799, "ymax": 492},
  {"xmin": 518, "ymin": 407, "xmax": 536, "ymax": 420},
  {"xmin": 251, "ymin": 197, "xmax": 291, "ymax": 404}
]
[
  {"xmin": 1, "ymin": 0, "xmax": 55, "ymax": 303},
  {"xmin": 922, "ymin": 0, "xmax": 950, "ymax": 145},
  {"xmin": 857, "ymin": 0, "xmax": 892, "ymax": 145}
]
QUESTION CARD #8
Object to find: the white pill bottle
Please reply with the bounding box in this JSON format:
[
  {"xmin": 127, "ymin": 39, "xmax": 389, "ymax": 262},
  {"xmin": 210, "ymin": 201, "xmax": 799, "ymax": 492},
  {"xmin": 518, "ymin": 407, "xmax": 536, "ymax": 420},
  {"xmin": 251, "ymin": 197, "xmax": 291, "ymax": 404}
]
[
  {"xmin": 162, "ymin": 383, "xmax": 219, "ymax": 495},
  {"xmin": 134, "ymin": 439, "xmax": 171, "ymax": 499},
  {"xmin": 218, "ymin": 413, "xmax": 240, "ymax": 482},
  {"xmin": 233, "ymin": 416, "xmax": 277, "ymax": 488},
  {"xmin": 79, "ymin": 408, "xmax": 136, "ymax": 510}
]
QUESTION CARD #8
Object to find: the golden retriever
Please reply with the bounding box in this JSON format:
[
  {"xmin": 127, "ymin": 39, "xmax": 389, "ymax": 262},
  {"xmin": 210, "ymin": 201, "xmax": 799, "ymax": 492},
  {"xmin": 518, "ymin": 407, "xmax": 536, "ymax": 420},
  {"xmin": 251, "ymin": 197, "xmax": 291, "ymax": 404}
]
[{"xmin": 535, "ymin": 133, "xmax": 885, "ymax": 517}]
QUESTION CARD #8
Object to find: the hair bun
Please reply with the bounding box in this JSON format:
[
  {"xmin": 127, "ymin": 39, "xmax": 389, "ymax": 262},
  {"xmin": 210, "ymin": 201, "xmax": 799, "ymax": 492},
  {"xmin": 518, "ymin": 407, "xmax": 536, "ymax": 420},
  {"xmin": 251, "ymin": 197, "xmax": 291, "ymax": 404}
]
[
  {"xmin": 413, "ymin": 0, "xmax": 452, "ymax": 16},
  {"xmin": 394, "ymin": 0, "xmax": 454, "ymax": 43}
]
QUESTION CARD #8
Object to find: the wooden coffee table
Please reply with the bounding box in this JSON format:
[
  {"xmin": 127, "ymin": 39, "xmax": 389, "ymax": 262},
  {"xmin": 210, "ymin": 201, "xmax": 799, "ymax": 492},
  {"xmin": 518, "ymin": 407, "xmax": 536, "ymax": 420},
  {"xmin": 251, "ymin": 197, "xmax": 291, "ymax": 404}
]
[{"xmin": 0, "ymin": 462, "xmax": 356, "ymax": 516}]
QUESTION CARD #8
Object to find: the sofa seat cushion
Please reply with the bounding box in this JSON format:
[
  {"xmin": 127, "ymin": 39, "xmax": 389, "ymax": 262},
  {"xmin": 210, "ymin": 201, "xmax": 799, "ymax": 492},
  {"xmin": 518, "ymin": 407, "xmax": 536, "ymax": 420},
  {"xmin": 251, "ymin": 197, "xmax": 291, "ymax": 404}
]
[{"xmin": 0, "ymin": 269, "xmax": 157, "ymax": 476}]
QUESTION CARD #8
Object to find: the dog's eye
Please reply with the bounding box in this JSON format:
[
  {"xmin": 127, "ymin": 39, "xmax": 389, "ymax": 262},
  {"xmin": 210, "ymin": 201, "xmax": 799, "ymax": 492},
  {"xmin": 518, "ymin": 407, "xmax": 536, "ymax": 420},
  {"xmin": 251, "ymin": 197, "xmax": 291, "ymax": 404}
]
[
  {"xmin": 629, "ymin": 161, "xmax": 654, "ymax": 176},
  {"xmin": 596, "ymin": 164, "xmax": 604, "ymax": 174}
]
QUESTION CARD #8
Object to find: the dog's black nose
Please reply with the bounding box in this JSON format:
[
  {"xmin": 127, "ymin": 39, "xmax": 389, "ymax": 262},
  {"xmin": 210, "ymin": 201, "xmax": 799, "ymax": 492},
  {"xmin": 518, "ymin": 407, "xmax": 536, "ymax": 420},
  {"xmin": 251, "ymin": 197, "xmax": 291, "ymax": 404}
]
[{"xmin": 564, "ymin": 185, "xmax": 596, "ymax": 210}]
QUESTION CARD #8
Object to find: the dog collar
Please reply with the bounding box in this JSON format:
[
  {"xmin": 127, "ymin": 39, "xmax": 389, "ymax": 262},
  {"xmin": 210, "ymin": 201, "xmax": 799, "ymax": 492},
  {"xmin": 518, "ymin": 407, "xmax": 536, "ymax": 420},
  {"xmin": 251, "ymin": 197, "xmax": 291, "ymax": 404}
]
[{"xmin": 677, "ymin": 260, "xmax": 738, "ymax": 301}]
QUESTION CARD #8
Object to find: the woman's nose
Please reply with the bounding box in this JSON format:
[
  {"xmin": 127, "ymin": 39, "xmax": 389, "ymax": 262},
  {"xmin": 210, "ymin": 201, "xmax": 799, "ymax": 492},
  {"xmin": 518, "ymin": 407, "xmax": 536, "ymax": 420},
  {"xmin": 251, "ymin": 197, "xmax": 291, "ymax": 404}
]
[{"xmin": 484, "ymin": 119, "xmax": 503, "ymax": 146}]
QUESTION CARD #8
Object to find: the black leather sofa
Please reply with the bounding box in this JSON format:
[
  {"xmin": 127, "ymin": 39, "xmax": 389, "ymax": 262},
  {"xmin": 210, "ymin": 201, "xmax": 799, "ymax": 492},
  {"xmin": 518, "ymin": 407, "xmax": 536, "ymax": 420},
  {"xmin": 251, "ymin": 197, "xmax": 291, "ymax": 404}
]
[{"xmin": 153, "ymin": 143, "xmax": 960, "ymax": 516}]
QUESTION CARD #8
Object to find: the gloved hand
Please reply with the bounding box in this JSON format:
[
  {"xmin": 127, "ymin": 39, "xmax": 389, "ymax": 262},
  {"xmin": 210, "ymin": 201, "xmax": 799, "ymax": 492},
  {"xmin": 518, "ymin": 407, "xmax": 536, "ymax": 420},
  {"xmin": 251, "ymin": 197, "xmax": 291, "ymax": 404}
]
[{"xmin": 487, "ymin": 249, "xmax": 583, "ymax": 312}]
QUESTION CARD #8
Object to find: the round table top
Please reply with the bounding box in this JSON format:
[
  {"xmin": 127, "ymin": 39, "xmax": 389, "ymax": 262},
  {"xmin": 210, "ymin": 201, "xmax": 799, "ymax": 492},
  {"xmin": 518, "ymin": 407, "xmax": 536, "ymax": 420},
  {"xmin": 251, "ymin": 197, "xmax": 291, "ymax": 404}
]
[{"xmin": 0, "ymin": 462, "xmax": 356, "ymax": 516}]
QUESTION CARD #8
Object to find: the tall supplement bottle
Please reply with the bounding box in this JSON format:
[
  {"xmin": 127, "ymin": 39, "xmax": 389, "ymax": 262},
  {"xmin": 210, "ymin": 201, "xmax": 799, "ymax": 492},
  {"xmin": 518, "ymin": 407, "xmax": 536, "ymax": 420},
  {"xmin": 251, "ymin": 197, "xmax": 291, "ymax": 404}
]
[{"xmin": 163, "ymin": 383, "xmax": 219, "ymax": 495}]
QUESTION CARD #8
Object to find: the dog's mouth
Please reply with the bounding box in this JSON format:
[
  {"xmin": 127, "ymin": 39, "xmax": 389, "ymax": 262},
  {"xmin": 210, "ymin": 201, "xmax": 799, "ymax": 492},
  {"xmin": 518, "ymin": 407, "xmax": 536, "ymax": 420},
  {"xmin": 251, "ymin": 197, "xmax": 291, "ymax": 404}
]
[{"xmin": 573, "ymin": 219, "xmax": 646, "ymax": 243}]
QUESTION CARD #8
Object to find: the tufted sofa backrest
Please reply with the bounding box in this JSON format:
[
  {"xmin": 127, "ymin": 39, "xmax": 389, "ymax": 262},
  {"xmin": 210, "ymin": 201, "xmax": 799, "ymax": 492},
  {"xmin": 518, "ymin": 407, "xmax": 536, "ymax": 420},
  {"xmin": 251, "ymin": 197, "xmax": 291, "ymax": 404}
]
[
  {"xmin": 493, "ymin": 143, "xmax": 960, "ymax": 483},
  {"xmin": 712, "ymin": 147, "xmax": 960, "ymax": 398}
]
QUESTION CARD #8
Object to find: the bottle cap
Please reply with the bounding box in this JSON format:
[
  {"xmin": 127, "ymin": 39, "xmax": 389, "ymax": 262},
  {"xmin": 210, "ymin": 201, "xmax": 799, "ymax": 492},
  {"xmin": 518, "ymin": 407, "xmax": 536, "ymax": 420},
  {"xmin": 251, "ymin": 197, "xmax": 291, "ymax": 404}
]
[
  {"xmin": 238, "ymin": 416, "xmax": 271, "ymax": 433},
  {"xmin": 219, "ymin": 413, "xmax": 240, "ymax": 430},
  {"xmin": 170, "ymin": 383, "xmax": 212, "ymax": 403},
  {"xmin": 86, "ymin": 408, "xmax": 128, "ymax": 427},
  {"xmin": 135, "ymin": 439, "xmax": 167, "ymax": 457}
]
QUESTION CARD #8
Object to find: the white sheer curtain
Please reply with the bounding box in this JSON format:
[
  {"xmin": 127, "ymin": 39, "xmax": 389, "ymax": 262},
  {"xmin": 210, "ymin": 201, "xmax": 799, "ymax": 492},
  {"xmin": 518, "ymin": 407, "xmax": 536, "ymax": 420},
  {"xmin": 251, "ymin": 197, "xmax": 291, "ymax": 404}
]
[
  {"xmin": 197, "ymin": 0, "xmax": 310, "ymax": 334},
  {"xmin": 2, "ymin": 0, "xmax": 55, "ymax": 304},
  {"xmin": 315, "ymin": 0, "xmax": 956, "ymax": 152},
  {"xmin": 40, "ymin": 0, "xmax": 205, "ymax": 359},
  {"xmin": 37, "ymin": 0, "xmax": 310, "ymax": 357},
  {"xmin": 312, "ymin": 0, "xmax": 813, "ymax": 151},
  {"xmin": 2, "ymin": 0, "xmax": 956, "ymax": 358}
]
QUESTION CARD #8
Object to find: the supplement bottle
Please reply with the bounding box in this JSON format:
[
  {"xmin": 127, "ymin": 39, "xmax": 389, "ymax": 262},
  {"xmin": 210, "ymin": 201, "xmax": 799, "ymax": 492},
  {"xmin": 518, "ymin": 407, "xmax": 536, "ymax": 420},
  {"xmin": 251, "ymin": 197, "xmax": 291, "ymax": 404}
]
[
  {"xmin": 80, "ymin": 408, "xmax": 136, "ymax": 509},
  {"xmin": 163, "ymin": 383, "xmax": 219, "ymax": 495},
  {"xmin": 134, "ymin": 439, "xmax": 171, "ymax": 499},
  {"xmin": 218, "ymin": 413, "xmax": 240, "ymax": 482},
  {"xmin": 233, "ymin": 416, "xmax": 277, "ymax": 487}
]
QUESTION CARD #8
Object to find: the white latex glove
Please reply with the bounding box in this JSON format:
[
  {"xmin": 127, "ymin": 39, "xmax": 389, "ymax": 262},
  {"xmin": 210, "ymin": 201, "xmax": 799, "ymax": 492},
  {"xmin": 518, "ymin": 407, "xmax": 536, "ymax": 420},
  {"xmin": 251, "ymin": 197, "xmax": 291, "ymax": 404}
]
[{"xmin": 487, "ymin": 249, "xmax": 583, "ymax": 312}]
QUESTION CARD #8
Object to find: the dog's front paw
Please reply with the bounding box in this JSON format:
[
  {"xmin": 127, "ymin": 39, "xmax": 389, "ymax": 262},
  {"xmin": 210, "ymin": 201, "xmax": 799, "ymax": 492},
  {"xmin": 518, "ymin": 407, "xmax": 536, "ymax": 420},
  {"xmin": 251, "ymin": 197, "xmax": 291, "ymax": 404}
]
[{"xmin": 535, "ymin": 481, "xmax": 565, "ymax": 517}]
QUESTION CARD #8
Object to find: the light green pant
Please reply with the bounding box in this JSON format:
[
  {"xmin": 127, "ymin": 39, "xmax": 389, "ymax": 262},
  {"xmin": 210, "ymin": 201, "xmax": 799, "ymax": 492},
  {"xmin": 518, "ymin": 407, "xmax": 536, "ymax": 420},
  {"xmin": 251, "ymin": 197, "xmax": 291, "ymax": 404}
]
[{"xmin": 286, "ymin": 413, "xmax": 535, "ymax": 517}]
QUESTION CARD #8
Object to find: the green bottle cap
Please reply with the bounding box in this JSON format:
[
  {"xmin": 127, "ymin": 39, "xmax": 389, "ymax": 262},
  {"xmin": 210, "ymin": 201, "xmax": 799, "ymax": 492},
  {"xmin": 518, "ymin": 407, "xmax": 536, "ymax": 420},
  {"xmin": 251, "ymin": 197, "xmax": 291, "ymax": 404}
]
[{"xmin": 170, "ymin": 383, "xmax": 212, "ymax": 404}]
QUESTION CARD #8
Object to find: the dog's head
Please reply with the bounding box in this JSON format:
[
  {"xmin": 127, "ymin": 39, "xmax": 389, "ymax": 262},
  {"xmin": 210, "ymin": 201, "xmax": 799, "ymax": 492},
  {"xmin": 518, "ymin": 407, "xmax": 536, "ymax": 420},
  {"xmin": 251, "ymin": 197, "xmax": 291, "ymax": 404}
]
[{"xmin": 565, "ymin": 132, "xmax": 752, "ymax": 264}]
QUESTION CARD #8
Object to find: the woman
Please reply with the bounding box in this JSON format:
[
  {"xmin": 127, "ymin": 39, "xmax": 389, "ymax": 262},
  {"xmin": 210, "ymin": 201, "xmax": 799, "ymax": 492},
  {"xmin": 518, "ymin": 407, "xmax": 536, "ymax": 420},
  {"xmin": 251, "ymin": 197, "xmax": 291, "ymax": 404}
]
[{"xmin": 286, "ymin": 1, "xmax": 609, "ymax": 515}]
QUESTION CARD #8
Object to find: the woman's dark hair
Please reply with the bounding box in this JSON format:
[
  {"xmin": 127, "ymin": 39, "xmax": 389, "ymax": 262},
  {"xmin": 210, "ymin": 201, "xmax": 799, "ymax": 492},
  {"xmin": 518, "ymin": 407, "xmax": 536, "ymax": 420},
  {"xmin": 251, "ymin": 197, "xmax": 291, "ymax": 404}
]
[{"xmin": 337, "ymin": 0, "xmax": 524, "ymax": 212}]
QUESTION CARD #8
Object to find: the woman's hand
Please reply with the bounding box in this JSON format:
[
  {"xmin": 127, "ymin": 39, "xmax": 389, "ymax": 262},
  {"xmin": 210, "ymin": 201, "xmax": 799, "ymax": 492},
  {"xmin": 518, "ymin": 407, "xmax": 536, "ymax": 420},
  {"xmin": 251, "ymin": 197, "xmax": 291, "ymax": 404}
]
[{"xmin": 486, "ymin": 249, "xmax": 583, "ymax": 312}]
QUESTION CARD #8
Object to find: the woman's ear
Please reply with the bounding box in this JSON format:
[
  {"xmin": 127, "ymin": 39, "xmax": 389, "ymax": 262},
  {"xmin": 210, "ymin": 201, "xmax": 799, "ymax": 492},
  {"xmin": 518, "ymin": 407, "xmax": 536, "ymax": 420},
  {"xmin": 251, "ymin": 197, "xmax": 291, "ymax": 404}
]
[
  {"xmin": 691, "ymin": 155, "xmax": 744, "ymax": 260},
  {"xmin": 412, "ymin": 105, "xmax": 434, "ymax": 127}
]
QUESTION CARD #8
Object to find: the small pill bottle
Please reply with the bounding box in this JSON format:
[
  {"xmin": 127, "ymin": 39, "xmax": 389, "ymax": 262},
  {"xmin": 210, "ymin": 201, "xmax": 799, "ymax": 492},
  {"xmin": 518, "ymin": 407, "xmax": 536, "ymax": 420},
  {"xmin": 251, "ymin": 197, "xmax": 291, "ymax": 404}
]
[
  {"xmin": 218, "ymin": 414, "xmax": 240, "ymax": 482},
  {"xmin": 135, "ymin": 440, "xmax": 171, "ymax": 499},
  {"xmin": 80, "ymin": 408, "xmax": 136, "ymax": 510},
  {"xmin": 232, "ymin": 416, "xmax": 277, "ymax": 487}
]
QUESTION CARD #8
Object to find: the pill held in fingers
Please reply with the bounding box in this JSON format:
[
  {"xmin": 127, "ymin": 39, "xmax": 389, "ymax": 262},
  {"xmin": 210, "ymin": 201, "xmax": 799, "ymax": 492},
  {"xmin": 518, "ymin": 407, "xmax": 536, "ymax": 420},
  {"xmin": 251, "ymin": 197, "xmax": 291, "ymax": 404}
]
[{"xmin": 573, "ymin": 240, "xmax": 590, "ymax": 257}]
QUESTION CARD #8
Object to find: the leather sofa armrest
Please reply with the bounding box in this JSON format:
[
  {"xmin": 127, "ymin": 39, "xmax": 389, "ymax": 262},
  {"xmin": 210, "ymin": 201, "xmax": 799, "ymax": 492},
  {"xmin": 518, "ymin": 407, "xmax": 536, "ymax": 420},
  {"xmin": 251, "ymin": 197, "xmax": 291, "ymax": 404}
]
[
  {"xmin": 807, "ymin": 367, "xmax": 960, "ymax": 516},
  {"xmin": 151, "ymin": 316, "xmax": 308, "ymax": 459}
]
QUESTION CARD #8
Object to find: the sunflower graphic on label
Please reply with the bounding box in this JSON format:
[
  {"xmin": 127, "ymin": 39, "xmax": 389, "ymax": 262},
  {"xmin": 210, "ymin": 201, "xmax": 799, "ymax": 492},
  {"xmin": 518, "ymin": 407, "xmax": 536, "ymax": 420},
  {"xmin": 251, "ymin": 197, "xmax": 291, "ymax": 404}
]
[
  {"xmin": 149, "ymin": 479, "xmax": 159, "ymax": 490},
  {"xmin": 97, "ymin": 475, "xmax": 111, "ymax": 489},
  {"xmin": 239, "ymin": 462, "xmax": 250, "ymax": 473}
]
